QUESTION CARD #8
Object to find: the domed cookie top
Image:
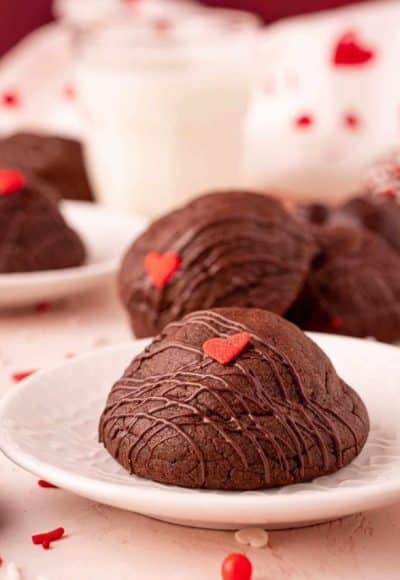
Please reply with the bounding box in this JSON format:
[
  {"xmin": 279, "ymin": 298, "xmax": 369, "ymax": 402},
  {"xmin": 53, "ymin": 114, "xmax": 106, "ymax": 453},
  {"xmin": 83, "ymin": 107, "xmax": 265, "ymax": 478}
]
[
  {"xmin": 0, "ymin": 132, "xmax": 94, "ymax": 202},
  {"xmin": 288, "ymin": 225, "xmax": 400, "ymax": 342},
  {"xmin": 99, "ymin": 307, "xmax": 369, "ymax": 490},
  {"xmin": 0, "ymin": 169, "xmax": 86, "ymax": 273},
  {"xmin": 119, "ymin": 191, "xmax": 316, "ymax": 337}
]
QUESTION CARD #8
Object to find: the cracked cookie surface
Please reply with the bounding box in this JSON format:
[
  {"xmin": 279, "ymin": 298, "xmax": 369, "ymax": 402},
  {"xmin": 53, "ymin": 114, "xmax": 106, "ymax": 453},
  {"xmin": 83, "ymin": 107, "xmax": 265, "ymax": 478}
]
[{"xmin": 99, "ymin": 307, "xmax": 369, "ymax": 490}]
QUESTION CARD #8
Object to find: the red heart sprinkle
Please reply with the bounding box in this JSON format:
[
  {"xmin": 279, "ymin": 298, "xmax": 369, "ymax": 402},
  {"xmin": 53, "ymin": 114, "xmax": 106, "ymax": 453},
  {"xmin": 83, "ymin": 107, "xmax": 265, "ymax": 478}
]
[
  {"xmin": 331, "ymin": 317, "xmax": 343, "ymax": 331},
  {"xmin": 294, "ymin": 114, "xmax": 313, "ymax": 129},
  {"xmin": 343, "ymin": 112, "xmax": 360, "ymax": 129},
  {"xmin": 332, "ymin": 31, "xmax": 375, "ymax": 66},
  {"xmin": 221, "ymin": 553, "xmax": 252, "ymax": 580},
  {"xmin": 11, "ymin": 369, "xmax": 37, "ymax": 383},
  {"xmin": 0, "ymin": 169, "xmax": 25, "ymax": 195},
  {"xmin": 1, "ymin": 91, "xmax": 19, "ymax": 107},
  {"xmin": 203, "ymin": 332, "xmax": 250, "ymax": 365},
  {"xmin": 144, "ymin": 251, "xmax": 180, "ymax": 289}
]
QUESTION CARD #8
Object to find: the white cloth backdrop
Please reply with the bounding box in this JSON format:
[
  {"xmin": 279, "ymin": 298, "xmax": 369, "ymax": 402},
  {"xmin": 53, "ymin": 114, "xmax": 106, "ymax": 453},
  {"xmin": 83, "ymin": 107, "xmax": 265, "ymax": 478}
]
[{"xmin": 0, "ymin": 0, "xmax": 399, "ymax": 204}]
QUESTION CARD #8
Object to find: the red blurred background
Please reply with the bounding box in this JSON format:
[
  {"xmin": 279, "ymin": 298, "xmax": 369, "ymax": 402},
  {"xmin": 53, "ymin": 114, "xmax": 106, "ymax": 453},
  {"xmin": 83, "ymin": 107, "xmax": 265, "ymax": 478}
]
[{"xmin": 0, "ymin": 0, "xmax": 371, "ymax": 57}]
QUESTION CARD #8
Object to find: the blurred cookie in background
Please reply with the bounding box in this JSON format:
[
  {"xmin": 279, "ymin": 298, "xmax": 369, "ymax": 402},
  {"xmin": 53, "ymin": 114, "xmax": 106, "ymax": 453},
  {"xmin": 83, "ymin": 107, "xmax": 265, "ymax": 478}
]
[
  {"xmin": 287, "ymin": 225, "xmax": 400, "ymax": 343},
  {"xmin": 0, "ymin": 132, "xmax": 94, "ymax": 202},
  {"xmin": 0, "ymin": 168, "xmax": 86, "ymax": 272}
]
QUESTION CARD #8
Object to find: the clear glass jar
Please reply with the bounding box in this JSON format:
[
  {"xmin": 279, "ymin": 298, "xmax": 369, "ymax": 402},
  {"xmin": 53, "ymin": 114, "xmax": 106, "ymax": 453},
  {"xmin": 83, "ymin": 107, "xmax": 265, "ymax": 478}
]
[{"xmin": 73, "ymin": 6, "xmax": 260, "ymax": 216}]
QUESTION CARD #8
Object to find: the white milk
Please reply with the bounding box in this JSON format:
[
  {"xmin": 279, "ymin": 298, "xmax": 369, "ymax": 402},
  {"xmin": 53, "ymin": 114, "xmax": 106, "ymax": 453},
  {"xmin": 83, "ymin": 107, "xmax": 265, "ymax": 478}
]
[{"xmin": 75, "ymin": 10, "xmax": 258, "ymax": 216}]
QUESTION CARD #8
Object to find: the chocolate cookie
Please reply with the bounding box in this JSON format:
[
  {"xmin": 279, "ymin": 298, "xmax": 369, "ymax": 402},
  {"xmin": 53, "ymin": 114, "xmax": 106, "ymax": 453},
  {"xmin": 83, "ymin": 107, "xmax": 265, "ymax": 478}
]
[
  {"xmin": 288, "ymin": 226, "xmax": 400, "ymax": 342},
  {"xmin": 99, "ymin": 307, "xmax": 369, "ymax": 490},
  {"xmin": 119, "ymin": 191, "xmax": 316, "ymax": 337},
  {"xmin": 0, "ymin": 169, "xmax": 86, "ymax": 273},
  {"xmin": 338, "ymin": 195, "xmax": 400, "ymax": 255},
  {"xmin": 0, "ymin": 132, "xmax": 93, "ymax": 201}
]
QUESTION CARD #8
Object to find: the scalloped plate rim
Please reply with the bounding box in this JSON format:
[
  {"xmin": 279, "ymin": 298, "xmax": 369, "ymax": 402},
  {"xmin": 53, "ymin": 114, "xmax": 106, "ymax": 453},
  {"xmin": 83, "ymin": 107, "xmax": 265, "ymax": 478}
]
[{"xmin": 1, "ymin": 333, "xmax": 400, "ymax": 528}]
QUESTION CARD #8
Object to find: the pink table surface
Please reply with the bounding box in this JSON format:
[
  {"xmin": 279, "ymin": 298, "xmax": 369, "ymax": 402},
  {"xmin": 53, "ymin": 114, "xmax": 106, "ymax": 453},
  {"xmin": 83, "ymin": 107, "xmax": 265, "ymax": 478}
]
[{"xmin": 0, "ymin": 283, "xmax": 400, "ymax": 580}]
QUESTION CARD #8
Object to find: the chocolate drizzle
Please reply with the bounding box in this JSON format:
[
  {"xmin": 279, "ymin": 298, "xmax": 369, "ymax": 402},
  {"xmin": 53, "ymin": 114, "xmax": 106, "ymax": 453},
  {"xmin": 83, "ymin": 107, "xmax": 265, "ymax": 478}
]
[
  {"xmin": 119, "ymin": 192, "xmax": 315, "ymax": 338},
  {"xmin": 99, "ymin": 308, "xmax": 369, "ymax": 490}
]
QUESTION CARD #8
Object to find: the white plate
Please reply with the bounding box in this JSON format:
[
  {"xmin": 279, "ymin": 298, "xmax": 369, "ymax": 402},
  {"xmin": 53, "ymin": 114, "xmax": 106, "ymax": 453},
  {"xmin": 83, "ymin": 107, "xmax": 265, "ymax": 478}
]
[
  {"xmin": 0, "ymin": 201, "xmax": 147, "ymax": 307},
  {"xmin": 0, "ymin": 334, "xmax": 400, "ymax": 530}
]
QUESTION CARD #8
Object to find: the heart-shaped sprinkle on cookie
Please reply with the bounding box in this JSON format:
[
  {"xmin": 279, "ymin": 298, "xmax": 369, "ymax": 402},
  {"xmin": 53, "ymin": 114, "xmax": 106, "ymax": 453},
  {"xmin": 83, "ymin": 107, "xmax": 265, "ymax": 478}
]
[
  {"xmin": 203, "ymin": 332, "xmax": 250, "ymax": 365},
  {"xmin": 0, "ymin": 169, "xmax": 25, "ymax": 195},
  {"xmin": 144, "ymin": 251, "xmax": 180, "ymax": 289},
  {"xmin": 332, "ymin": 31, "xmax": 375, "ymax": 66}
]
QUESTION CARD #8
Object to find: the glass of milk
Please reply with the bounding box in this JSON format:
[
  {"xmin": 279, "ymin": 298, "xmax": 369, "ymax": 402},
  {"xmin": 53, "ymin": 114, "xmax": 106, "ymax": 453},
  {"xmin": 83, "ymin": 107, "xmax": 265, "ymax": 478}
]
[{"xmin": 75, "ymin": 7, "xmax": 259, "ymax": 217}]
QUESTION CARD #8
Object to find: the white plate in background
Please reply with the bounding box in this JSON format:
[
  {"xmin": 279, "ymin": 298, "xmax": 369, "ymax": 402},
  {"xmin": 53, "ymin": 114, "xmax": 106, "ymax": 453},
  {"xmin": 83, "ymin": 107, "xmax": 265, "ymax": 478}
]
[
  {"xmin": 0, "ymin": 201, "xmax": 147, "ymax": 307},
  {"xmin": 0, "ymin": 334, "xmax": 399, "ymax": 530}
]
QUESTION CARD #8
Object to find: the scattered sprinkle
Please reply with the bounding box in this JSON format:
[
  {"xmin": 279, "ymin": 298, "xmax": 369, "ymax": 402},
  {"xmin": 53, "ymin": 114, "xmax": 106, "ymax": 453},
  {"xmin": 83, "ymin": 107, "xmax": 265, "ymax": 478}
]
[
  {"xmin": 234, "ymin": 527, "xmax": 269, "ymax": 548},
  {"xmin": 332, "ymin": 31, "xmax": 375, "ymax": 66},
  {"xmin": 32, "ymin": 527, "xmax": 64, "ymax": 549},
  {"xmin": 35, "ymin": 302, "xmax": 51, "ymax": 314},
  {"xmin": 203, "ymin": 332, "xmax": 250, "ymax": 365},
  {"xmin": 5, "ymin": 562, "xmax": 21, "ymax": 580},
  {"xmin": 63, "ymin": 84, "xmax": 76, "ymax": 100},
  {"xmin": 1, "ymin": 91, "xmax": 19, "ymax": 108},
  {"xmin": 38, "ymin": 480, "xmax": 58, "ymax": 489},
  {"xmin": 221, "ymin": 553, "xmax": 252, "ymax": 580},
  {"xmin": 294, "ymin": 114, "xmax": 313, "ymax": 129},
  {"xmin": 152, "ymin": 17, "xmax": 172, "ymax": 33},
  {"xmin": 343, "ymin": 112, "xmax": 360, "ymax": 129},
  {"xmin": 11, "ymin": 369, "xmax": 36, "ymax": 383}
]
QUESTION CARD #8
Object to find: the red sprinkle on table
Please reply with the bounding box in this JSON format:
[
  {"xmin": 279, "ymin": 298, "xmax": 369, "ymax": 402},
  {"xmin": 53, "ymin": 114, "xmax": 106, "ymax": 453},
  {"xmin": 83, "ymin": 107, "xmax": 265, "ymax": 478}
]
[
  {"xmin": 38, "ymin": 480, "xmax": 58, "ymax": 489},
  {"xmin": 294, "ymin": 114, "xmax": 313, "ymax": 129},
  {"xmin": 63, "ymin": 84, "xmax": 76, "ymax": 100},
  {"xmin": 0, "ymin": 169, "xmax": 25, "ymax": 195},
  {"xmin": 0, "ymin": 557, "xmax": 3, "ymax": 567},
  {"xmin": 11, "ymin": 369, "xmax": 36, "ymax": 383},
  {"xmin": 221, "ymin": 553, "xmax": 252, "ymax": 580},
  {"xmin": 331, "ymin": 317, "xmax": 343, "ymax": 331},
  {"xmin": 343, "ymin": 112, "xmax": 360, "ymax": 129},
  {"xmin": 1, "ymin": 91, "xmax": 19, "ymax": 107},
  {"xmin": 203, "ymin": 332, "xmax": 250, "ymax": 365},
  {"xmin": 152, "ymin": 17, "xmax": 172, "ymax": 33},
  {"xmin": 35, "ymin": 301, "xmax": 51, "ymax": 314},
  {"xmin": 332, "ymin": 31, "xmax": 375, "ymax": 66},
  {"xmin": 32, "ymin": 527, "xmax": 64, "ymax": 549},
  {"xmin": 144, "ymin": 251, "xmax": 180, "ymax": 288}
]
